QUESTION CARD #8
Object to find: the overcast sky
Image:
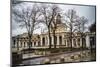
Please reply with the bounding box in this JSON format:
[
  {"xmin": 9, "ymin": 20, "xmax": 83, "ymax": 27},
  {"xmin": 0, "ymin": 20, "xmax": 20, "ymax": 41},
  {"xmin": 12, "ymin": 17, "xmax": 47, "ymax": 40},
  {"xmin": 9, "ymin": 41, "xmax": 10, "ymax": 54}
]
[{"xmin": 12, "ymin": 1, "xmax": 96, "ymax": 36}]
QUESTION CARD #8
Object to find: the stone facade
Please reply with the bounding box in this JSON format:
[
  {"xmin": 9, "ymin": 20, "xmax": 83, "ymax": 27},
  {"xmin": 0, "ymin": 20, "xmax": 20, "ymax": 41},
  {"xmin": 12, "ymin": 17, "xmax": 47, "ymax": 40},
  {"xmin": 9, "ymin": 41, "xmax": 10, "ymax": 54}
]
[{"xmin": 12, "ymin": 23, "xmax": 96, "ymax": 51}]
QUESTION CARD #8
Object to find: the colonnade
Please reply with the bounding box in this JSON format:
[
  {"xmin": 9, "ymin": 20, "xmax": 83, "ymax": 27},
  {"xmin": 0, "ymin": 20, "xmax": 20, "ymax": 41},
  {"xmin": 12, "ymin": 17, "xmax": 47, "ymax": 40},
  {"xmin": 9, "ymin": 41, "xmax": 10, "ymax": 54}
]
[{"xmin": 12, "ymin": 33, "xmax": 94, "ymax": 49}]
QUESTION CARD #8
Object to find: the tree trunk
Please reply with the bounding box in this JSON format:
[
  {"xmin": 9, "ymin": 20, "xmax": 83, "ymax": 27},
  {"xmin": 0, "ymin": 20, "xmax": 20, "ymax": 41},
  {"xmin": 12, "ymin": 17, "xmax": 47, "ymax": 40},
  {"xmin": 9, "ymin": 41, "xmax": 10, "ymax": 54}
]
[
  {"xmin": 48, "ymin": 28, "xmax": 51, "ymax": 49},
  {"xmin": 53, "ymin": 29, "xmax": 56, "ymax": 48},
  {"xmin": 28, "ymin": 34, "xmax": 32, "ymax": 52},
  {"xmin": 70, "ymin": 32, "xmax": 73, "ymax": 51}
]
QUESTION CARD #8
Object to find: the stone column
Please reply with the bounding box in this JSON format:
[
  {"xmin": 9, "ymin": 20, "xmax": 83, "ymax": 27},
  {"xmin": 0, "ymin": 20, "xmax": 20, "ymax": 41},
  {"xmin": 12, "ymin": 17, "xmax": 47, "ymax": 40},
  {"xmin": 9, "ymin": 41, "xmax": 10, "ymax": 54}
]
[
  {"xmin": 52, "ymin": 36, "xmax": 54, "ymax": 46},
  {"xmin": 18, "ymin": 40, "xmax": 20, "ymax": 48},
  {"xmin": 57, "ymin": 35, "xmax": 59, "ymax": 46},
  {"xmin": 32, "ymin": 41, "xmax": 34, "ymax": 47},
  {"xmin": 40, "ymin": 36, "xmax": 43, "ymax": 46},
  {"xmin": 22, "ymin": 42, "xmax": 24, "ymax": 48},
  {"xmin": 65, "ymin": 39, "xmax": 68, "ymax": 47},
  {"xmin": 18, "ymin": 41, "xmax": 20, "ymax": 48},
  {"xmin": 36, "ymin": 41, "xmax": 38, "ymax": 46},
  {"xmin": 16, "ymin": 40, "xmax": 19, "ymax": 50},
  {"xmin": 45, "ymin": 36, "xmax": 47, "ymax": 46},
  {"xmin": 47, "ymin": 35, "xmax": 49, "ymax": 46},
  {"xmin": 76, "ymin": 38, "xmax": 78, "ymax": 48},
  {"xmin": 23, "ymin": 41, "xmax": 26, "ymax": 48},
  {"xmin": 25, "ymin": 42, "xmax": 27, "ymax": 48},
  {"xmin": 66, "ymin": 38, "xmax": 69, "ymax": 47},
  {"xmin": 80, "ymin": 38, "xmax": 82, "ymax": 47},
  {"xmin": 86, "ymin": 35, "xmax": 90, "ymax": 48},
  {"xmin": 23, "ymin": 41, "xmax": 25, "ymax": 48},
  {"xmin": 72, "ymin": 39, "xmax": 74, "ymax": 48},
  {"xmin": 15, "ymin": 40, "xmax": 17, "ymax": 48}
]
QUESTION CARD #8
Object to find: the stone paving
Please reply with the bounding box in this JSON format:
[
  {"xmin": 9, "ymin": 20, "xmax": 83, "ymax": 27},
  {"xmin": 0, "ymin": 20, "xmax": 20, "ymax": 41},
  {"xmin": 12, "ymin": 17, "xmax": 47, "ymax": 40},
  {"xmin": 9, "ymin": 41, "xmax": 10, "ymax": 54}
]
[{"xmin": 22, "ymin": 50, "xmax": 93, "ymax": 65}]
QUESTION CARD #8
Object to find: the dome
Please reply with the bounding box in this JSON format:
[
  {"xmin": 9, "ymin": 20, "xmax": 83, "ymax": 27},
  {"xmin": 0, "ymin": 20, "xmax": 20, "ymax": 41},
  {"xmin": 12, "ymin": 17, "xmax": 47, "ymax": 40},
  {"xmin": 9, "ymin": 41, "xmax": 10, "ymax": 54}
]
[{"xmin": 55, "ymin": 23, "xmax": 67, "ymax": 33}]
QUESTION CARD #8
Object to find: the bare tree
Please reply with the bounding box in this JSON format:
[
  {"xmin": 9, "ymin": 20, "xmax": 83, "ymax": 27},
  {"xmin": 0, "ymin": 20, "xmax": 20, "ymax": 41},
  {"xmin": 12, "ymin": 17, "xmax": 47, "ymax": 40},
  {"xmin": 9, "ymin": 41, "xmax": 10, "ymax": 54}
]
[
  {"xmin": 75, "ymin": 16, "xmax": 88, "ymax": 48},
  {"xmin": 13, "ymin": 4, "xmax": 41, "ymax": 50},
  {"xmin": 51, "ymin": 13, "xmax": 62, "ymax": 48},
  {"xmin": 40, "ymin": 4, "xmax": 60, "ymax": 48},
  {"xmin": 51, "ymin": 5, "xmax": 61, "ymax": 48},
  {"xmin": 75, "ymin": 16, "xmax": 88, "ymax": 60},
  {"xmin": 64, "ymin": 9, "xmax": 78, "ymax": 50}
]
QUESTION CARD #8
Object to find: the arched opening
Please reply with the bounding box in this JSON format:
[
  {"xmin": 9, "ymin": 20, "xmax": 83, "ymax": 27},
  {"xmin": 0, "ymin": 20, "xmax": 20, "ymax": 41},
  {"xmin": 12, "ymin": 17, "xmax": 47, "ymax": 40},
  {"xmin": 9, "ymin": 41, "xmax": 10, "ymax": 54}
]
[
  {"xmin": 24, "ymin": 42, "xmax": 26, "ymax": 47},
  {"xmin": 59, "ymin": 36, "xmax": 62, "ymax": 45},
  {"xmin": 34, "ymin": 42, "xmax": 36, "ymax": 46},
  {"xmin": 42, "ymin": 37, "xmax": 45, "ymax": 46}
]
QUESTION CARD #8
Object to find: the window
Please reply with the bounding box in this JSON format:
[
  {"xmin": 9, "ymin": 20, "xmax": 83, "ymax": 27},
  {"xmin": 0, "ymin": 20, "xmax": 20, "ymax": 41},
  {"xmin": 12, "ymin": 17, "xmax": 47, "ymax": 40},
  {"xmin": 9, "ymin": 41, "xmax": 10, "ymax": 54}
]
[{"xmin": 13, "ymin": 40, "xmax": 15, "ymax": 48}]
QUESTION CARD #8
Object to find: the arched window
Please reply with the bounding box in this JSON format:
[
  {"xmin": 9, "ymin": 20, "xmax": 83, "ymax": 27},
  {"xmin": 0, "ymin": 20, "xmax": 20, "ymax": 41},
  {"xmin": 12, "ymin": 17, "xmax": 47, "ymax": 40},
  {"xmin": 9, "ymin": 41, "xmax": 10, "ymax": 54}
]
[
  {"xmin": 59, "ymin": 36, "xmax": 62, "ymax": 45},
  {"xmin": 42, "ymin": 37, "xmax": 45, "ymax": 46}
]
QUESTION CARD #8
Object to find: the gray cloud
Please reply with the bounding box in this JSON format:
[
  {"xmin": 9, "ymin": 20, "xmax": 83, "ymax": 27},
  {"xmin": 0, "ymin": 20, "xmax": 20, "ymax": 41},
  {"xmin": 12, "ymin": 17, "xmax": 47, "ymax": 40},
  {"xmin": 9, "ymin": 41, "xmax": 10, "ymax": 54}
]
[{"xmin": 11, "ymin": 2, "xmax": 96, "ymax": 36}]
